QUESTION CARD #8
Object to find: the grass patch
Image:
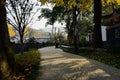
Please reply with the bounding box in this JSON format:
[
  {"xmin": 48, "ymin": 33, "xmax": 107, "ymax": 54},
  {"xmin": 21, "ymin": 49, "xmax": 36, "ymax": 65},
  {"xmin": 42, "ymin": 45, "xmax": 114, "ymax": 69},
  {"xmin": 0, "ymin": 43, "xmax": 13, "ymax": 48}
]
[
  {"xmin": 62, "ymin": 46, "xmax": 120, "ymax": 69},
  {"xmin": 77, "ymin": 48, "xmax": 120, "ymax": 69},
  {"xmin": 14, "ymin": 49, "xmax": 41, "ymax": 80}
]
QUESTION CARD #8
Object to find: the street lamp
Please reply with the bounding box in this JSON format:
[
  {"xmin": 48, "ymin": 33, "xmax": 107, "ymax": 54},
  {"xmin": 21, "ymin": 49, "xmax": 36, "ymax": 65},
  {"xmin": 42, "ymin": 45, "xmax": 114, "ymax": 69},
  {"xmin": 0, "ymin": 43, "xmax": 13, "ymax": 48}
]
[{"xmin": 64, "ymin": 14, "xmax": 68, "ymax": 21}]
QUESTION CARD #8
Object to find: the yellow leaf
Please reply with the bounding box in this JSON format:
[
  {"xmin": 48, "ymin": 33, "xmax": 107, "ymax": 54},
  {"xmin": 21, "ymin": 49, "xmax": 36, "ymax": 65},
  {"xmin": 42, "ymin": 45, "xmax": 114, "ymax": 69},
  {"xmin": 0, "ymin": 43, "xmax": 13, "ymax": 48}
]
[
  {"xmin": 24, "ymin": 27, "xmax": 29, "ymax": 36},
  {"xmin": 116, "ymin": 0, "xmax": 120, "ymax": 5},
  {"xmin": 40, "ymin": 0, "xmax": 92, "ymax": 11},
  {"xmin": 7, "ymin": 24, "xmax": 15, "ymax": 37},
  {"xmin": 102, "ymin": 0, "xmax": 120, "ymax": 5},
  {"xmin": 40, "ymin": 0, "xmax": 48, "ymax": 5},
  {"xmin": 51, "ymin": 0, "xmax": 64, "ymax": 6}
]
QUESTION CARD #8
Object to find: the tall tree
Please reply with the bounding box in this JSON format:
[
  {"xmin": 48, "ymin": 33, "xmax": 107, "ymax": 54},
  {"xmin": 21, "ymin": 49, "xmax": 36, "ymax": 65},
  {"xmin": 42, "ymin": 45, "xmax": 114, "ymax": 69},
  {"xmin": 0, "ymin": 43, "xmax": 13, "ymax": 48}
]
[
  {"xmin": 0, "ymin": 0, "xmax": 15, "ymax": 79},
  {"xmin": 40, "ymin": 0, "xmax": 120, "ymax": 49},
  {"xmin": 72, "ymin": 2, "xmax": 79, "ymax": 50},
  {"xmin": 93, "ymin": 0, "xmax": 103, "ymax": 48},
  {"xmin": 39, "ymin": 5, "xmax": 64, "ymax": 25},
  {"xmin": 39, "ymin": 5, "xmax": 66, "ymax": 46},
  {"xmin": 39, "ymin": 5, "xmax": 74, "ymax": 45},
  {"xmin": 40, "ymin": 0, "xmax": 92, "ymax": 50}
]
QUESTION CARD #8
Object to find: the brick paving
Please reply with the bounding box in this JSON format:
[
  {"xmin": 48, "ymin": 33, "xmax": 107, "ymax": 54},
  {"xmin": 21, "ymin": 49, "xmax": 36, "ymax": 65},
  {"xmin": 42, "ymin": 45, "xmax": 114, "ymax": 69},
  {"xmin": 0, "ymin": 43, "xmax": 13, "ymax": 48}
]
[{"xmin": 37, "ymin": 46, "xmax": 120, "ymax": 80}]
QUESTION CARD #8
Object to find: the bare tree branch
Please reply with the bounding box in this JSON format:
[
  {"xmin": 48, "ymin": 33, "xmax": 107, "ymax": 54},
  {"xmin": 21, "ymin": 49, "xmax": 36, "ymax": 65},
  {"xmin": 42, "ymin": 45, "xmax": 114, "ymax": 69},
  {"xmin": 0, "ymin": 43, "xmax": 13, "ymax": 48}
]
[
  {"xmin": 6, "ymin": 0, "xmax": 38, "ymax": 44},
  {"xmin": 7, "ymin": 18, "xmax": 19, "ymax": 31}
]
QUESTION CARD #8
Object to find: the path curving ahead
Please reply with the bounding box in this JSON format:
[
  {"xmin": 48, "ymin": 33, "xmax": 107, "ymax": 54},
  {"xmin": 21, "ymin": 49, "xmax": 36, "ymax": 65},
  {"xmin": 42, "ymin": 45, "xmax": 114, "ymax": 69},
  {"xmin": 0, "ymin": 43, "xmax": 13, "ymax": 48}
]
[{"xmin": 37, "ymin": 46, "xmax": 120, "ymax": 80}]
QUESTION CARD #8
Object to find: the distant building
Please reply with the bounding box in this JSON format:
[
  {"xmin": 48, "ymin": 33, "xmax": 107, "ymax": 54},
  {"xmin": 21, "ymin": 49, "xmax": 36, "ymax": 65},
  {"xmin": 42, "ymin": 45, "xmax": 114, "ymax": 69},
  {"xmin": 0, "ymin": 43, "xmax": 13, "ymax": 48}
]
[
  {"xmin": 86, "ymin": 8, "xmax": 120, "ymax": 49},
  {"xmin": 102, "ymin": 9, "xmax": 120, "ymax": 26},
  {"xmin": 102, "ymin": 8, "xmax": 120, "ymax": 48},
  {"xmin": 106, "ymin": 24, "xmax": 120, "ymax": 47},
  {"xmin": 35, "ymin": 36, "xmax": 54, "ymax": 43}
]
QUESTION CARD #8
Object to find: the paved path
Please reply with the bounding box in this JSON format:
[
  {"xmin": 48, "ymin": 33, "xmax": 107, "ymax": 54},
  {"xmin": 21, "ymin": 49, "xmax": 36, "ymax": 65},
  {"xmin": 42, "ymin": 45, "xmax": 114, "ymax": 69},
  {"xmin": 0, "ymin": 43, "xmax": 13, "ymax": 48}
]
[{"xmin": 37, "ymin": 46, "xmax": 120, "ymax": 80}]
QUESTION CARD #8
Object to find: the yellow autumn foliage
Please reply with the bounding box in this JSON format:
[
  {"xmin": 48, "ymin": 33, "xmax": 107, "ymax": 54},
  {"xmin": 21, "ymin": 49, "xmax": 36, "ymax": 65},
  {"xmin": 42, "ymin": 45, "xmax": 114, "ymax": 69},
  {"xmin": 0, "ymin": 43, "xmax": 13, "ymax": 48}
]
[
  {"xmin": 7, "ymin": 24, "xmax": 29, "ymax": 37},
  {"xmin": 108, "ymin": 0, "xmax": 120, "ymax": 4},
  {"xmin": 66, "ymin": 0, "xmax": 76, "ymax": 10},
  {"xmin": 115, "ymin": 0, "xmax": 120, "ymax": 4},
  {"xmin": 40, "ymin": 0, "xmax": 120, "ymax": 11},
  {"xmin": 51, "ymin": 0, "xmax": 64, "ymax": 6},
  {"xmin": 7, "ymin": 24, "xmax": 15, "ymax": 37},
  {"xmin": 40, "ymin": 0, "xmax": 64, "ymax": 6},
  {"xmin": 78, "ymin": 0, "xmax": 92, "ymax": 11},
  {"xmin": 24, "ymin": 27, "xmax": 29, "ymax": 36},
  {"xmin": 102, "ymin": 0, "xmax": 120, "ymax": 5},
  {"xmin": 40, "ymin": 0, "xmax": 92, "ymax": 10},
  {"xmin": 40, "ymin": 0, "xmax": 48, "ymax": 5}
]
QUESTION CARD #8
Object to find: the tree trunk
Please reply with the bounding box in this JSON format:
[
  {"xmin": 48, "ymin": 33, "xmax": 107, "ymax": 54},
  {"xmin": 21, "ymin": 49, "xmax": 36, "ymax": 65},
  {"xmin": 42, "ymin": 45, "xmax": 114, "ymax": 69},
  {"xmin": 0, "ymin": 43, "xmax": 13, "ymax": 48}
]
[
  {"xmin": 73, "ymin": 5, "xmax": 79, "ymax": 51},
  {"xmin": 0, "ymin": 1, "xmax": 15, "ymax": 79},
  {"xmin": 20, "ymin": 34, "xmax": 24, "ymax": 53},
  {"xmin": 93, "ymin": 0, "xmax": 103, "ymax": 48},
  {"xmin": 67, "ymin": 31, "xmax": 74, "ymax": 45},
  {"xmin": 66, "ymin": 14, "xmax": 74, "ymax": 45}
]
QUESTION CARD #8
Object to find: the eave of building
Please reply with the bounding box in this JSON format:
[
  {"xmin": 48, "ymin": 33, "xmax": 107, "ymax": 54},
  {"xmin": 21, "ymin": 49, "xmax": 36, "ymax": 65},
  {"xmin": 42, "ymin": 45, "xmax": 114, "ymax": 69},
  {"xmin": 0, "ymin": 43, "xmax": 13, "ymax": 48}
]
[
  {"xmin": 101, "ymin": 8, "xmax": 120, "ymax": 26},
  {"xmin": 106, "ymin": 24, "xmax": 120, "ymax": 29}
]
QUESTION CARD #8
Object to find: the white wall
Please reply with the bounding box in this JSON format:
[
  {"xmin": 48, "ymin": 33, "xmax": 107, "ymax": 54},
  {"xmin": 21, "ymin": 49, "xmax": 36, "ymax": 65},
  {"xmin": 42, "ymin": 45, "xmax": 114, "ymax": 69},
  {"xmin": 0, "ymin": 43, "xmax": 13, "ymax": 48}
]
[{"xmin": 101, "ymin": 25, "xmax": 107, "ymax": 41}]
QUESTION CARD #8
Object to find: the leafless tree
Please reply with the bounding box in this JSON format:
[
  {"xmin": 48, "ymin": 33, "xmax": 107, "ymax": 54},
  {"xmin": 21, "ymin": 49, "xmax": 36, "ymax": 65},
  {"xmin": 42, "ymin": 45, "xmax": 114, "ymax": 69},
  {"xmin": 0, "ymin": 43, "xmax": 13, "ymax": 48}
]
[{"xmin": 6, "ymin": 0, "xmax": 40, "ymax": 52}]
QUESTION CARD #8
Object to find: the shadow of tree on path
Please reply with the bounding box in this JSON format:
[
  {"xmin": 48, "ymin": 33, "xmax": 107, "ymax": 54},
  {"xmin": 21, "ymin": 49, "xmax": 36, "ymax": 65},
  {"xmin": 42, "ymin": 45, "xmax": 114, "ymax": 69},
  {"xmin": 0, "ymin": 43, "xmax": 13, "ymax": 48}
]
[{"xmin": 39, "ymin": 47, "xmax": 120, "ymax": 80}]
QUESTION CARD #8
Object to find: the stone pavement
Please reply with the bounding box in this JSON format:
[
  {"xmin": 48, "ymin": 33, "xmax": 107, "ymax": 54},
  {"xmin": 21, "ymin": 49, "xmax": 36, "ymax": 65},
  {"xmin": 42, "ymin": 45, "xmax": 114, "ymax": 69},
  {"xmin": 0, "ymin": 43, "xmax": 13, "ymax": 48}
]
[{"xmin": 37, "ymin": 46, "xmax": 120, "ymax": 80}]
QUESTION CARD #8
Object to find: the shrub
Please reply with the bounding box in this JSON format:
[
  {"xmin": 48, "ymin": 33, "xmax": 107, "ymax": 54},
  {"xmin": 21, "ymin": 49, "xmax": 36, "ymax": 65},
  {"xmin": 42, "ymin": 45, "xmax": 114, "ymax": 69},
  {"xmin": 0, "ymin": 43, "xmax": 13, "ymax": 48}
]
[
  {"xmin": 107, "ymin": 45, "xmax": 120, "ymax": 53},
  {"xmin": 27, "ymin": 37, "xmax": 37, "ymax": 43},
  {"xmin": 79, "ymin": 40, "xmax": 92, "ymax": 47},
  {"xmin": 46, "ymin": 40, "xmax": 54, "ymax": 46},
  {"xmin": 14, "ymin": 49, "xmax": 40, "ymax": 75}
]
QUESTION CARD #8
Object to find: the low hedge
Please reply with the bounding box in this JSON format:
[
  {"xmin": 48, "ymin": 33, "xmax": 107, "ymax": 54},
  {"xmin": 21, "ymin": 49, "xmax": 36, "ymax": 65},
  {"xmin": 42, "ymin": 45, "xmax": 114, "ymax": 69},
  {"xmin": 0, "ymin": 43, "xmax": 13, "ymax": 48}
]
[{"xmin": 14, "ymin": 49, "xmax": 41, "ymax": 80}]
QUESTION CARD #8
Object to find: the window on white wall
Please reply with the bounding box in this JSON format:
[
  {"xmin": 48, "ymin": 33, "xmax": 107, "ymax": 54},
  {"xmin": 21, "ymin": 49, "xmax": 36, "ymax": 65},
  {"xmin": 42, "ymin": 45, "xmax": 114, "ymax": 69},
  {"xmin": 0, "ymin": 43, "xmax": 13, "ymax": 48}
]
[{"xmin": 115, "ymin": 28, "xmax": 120, "ymax": 38}]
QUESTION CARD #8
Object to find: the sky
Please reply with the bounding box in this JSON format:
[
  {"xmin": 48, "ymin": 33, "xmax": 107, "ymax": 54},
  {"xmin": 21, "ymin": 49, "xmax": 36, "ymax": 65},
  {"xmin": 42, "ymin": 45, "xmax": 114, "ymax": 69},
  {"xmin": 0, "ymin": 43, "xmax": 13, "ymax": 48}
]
[
  {"xmin": 29, "ymin": 0, "xmax": 66, "ymax": 33},
  {"xmin": 7, "ymin": 0, "xmax": 66, "ymax": 33}
]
